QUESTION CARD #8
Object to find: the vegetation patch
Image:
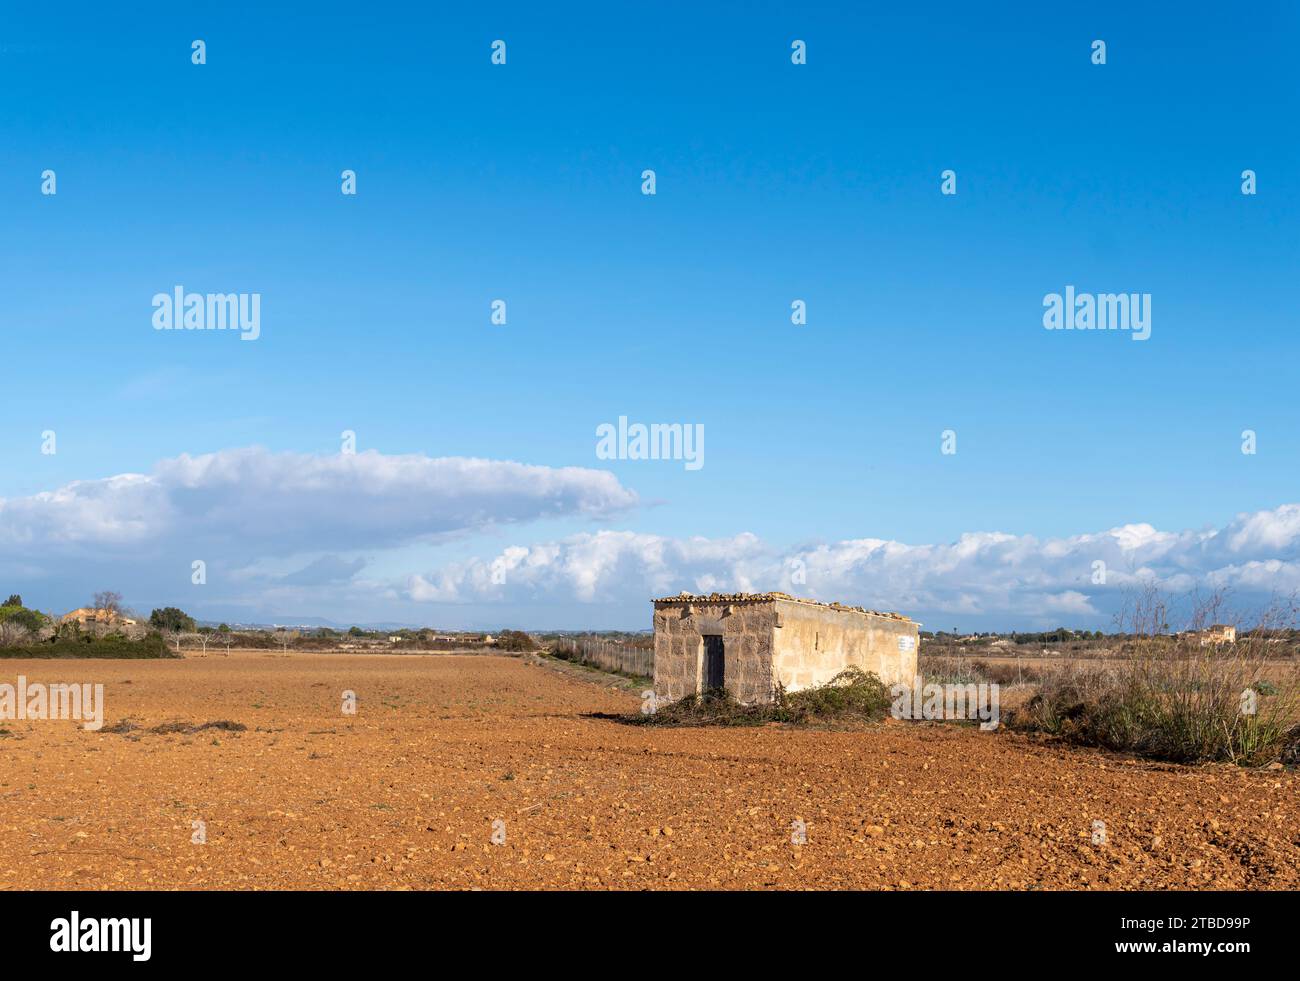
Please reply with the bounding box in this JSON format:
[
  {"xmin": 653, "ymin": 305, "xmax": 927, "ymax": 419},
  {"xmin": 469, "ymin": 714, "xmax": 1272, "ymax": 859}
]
[
  {"xmin": 103, "ymin": 719, "xmax": 247, "ymax": 736},
  {"xmin": 0, "ymin": 634, "xmax": 178, "ymax": 660},
  {"xmin": 631, "ymin": 667, "xmax": 891, "ymax": 728},
  {"xmin": 150, "ymin": 719, "xmax": 247, "ymax": 735},
  {"xmin": 1005, "ymin": 644, "xmax": 1299, "ymax": 767}
]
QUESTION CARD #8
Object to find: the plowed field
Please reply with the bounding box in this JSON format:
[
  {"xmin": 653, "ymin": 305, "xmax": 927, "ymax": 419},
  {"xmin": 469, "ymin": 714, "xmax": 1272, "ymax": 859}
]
[{"xmin": 2, "ymin": 652, "xmax": 1296, "ymax": 890}]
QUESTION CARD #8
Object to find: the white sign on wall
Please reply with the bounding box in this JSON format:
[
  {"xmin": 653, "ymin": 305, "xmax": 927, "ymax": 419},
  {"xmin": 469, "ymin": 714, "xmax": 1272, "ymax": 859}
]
[{"xmin": 898, "ymin": 636, "xmax": 916, "ymax": 653}]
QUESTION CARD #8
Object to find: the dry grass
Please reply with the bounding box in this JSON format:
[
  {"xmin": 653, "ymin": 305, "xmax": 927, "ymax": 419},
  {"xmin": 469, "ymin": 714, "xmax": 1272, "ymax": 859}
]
[
  {"xmin": 921, "ymin": 654, "xmax": 1045, "ymax": 687},
  {"xmin": 1006, "ymin": 588, "xmax": 1300, "ymax": 765}
]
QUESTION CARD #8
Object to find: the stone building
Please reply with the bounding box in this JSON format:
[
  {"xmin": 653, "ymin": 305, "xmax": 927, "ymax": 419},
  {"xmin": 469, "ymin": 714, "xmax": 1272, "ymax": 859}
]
[
  {"xmin": 1196, "ymin": 624, "xmax": 1237, "ymax": 647},
  {"xmin": 59, "ymin": 607, "xmax": 145, "ymax": 639},
  {"xmin": 652, "ymin": 592, "xmax": 919, "ymax": 705},
  {"xmin": 61, "ymin": 607, "xmax": 138, "ymax": 628}
]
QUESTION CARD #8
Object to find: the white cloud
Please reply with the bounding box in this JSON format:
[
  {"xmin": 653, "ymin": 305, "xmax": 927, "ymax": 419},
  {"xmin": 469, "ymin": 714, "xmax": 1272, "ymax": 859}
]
[
  {"xmin": 0, "ymin": 446, "xmax": 638, "ymax": 560},
  {"xmin": 406, "ymin": 504, "xmax": 1300, "ymax": 627},
  {"xmin": 7, "ymin": 447, "xmax": 1298, "ymax": 630},
  {"xmin": 0, "ymin": 447, "xmax": 638, "ymax": 620},
  {"xmin": 408, "ymin": 532, "xmax": 766, "ymax": 604}
]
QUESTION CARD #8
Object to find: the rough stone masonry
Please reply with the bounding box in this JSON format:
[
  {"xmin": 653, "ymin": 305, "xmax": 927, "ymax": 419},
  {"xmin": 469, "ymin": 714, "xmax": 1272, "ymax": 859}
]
[{"xmin": 652, "ymin": 592, "xmax": 919, "ymax": 705}]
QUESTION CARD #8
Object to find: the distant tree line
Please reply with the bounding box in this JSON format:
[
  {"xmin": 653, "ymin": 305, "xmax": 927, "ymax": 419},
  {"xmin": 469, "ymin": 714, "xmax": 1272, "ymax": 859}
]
[{"xmin": 921, "ymin": 628, "xmax": 1108, "ymax": 643}]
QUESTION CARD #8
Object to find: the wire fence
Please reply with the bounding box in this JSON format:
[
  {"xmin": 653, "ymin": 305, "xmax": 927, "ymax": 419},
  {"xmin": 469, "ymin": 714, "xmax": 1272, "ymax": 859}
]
[{"xmin": 550, "ymin": 636, "xmax": 654, "ymax": 678}]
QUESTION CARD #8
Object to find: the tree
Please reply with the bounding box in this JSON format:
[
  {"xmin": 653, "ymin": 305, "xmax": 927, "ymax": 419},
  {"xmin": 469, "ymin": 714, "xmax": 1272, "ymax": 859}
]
[
  {"xmin": 274, "ymin": 628, "xmax": 300, "ymax": 653},
  {"xmin": 3, "ymin": 594, "xmax": 22, "ymax": 608},
  {"xmin": 0, "ymin": 620, "xmax": 32, "ymax": 647},
  {"xmin": 6, "ymin": 609, "xmax": 43, "ymax": 634},
  {"xmin": 494, "ymin": 629, "xmax": 538, "ymax": 652},
  {"xmin": 93, "ymin": 590, "xmax": 124, "ymax": 614},
  {"xmin": 150, "ymin": 607, "xmax": 196, "ymax": 633}
]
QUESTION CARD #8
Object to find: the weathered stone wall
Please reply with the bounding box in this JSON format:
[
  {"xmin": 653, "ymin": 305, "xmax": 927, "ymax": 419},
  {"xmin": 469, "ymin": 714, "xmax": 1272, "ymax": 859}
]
[
  {"xmin": 653, "ymin": 594, "xmax": 920, "ymax": 705},
  {"xmin": 652, "ymin": 600, "xmax": 776, "ymax": 705},
  {"xmin": 770, "ymin": 600, "xmax": 918, "ymax": 693}
]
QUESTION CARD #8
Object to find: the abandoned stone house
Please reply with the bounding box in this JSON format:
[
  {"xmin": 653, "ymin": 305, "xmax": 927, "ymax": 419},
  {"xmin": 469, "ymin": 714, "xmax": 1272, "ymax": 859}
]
[
  {"xmin": 61, "ymin": 607, "xmax": 138, "ymax": 628},
  {"xmin": 652, "ymin": 592, "xmax": 919, "ymax": 705},
  {"xmin": 59, "ymin": 607, "xmax": 145, "ymax": 639}
]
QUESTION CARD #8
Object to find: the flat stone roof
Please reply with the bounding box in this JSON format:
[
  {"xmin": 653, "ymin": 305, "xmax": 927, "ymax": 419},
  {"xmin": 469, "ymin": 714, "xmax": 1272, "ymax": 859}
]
[{"xmin": 651, "ymin": 591, "xmax": 913, "ymax": 623}]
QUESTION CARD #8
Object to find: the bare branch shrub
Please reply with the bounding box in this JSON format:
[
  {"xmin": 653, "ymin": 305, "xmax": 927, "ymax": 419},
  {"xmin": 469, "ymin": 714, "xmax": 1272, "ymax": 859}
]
[{"xmin": 1012, "ymin": 587, "xmax": 1300, "ymax": 765}]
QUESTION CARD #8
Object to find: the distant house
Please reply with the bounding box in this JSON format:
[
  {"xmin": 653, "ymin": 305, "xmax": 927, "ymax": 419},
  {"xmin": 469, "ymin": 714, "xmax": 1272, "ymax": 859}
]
[
  {"xmin": 61, "ymin": 607, "xmax": 138, "ymax": 628},
  {"xmin": 1195, "ymin": 624, "xmax": 1237, "ymax": 647},
  {"xmin": 60, "ymin": 607, "xmax": 144, "ymax": 639}
]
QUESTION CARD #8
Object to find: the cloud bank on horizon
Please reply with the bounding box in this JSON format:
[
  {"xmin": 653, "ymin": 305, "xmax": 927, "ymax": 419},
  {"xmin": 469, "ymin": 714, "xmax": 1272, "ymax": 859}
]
[
  {"xmin": 3, "ymin": 448, "xmax": 1297, "ymax": 630},
  {"xmin": 407, "ymin": 509, "xmax": 1300, "ymax": 628}
]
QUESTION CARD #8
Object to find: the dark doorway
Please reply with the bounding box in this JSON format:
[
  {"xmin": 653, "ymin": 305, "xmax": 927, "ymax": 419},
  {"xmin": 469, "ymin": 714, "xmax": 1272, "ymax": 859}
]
[{"xmin": 702, "ymin": 635, "xmax": 725, "ymax": 691}]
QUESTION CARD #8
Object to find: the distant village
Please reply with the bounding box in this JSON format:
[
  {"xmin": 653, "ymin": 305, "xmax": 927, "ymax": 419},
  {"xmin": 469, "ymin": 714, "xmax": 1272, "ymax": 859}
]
[{"xmin": 0, "ymin": 589, "xmax": 528, "ymax": 654}]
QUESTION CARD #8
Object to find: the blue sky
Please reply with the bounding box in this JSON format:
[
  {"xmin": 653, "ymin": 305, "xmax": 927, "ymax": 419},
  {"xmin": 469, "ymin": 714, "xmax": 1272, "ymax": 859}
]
[{"xmin": 2, "ymin": 2, "xmax": 1298, "ymax": 630}]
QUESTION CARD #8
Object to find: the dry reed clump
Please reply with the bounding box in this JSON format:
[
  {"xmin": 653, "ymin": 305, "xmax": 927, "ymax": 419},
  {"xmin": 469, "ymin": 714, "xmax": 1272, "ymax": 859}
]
[{"xmin": 1007, "ymin": 588, "xmax": 1300, "ymax": 766}]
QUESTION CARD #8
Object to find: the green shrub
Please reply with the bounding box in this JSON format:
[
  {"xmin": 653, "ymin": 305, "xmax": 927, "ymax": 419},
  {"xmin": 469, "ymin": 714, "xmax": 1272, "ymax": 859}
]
[
  {"xmin": 635, "ymin": 667, "xmax": 890, "ymax": 727},
  {"xmin": 1, "ymin": 608, "xmax": 44, "ymax": 633},
  {"xmin": 0, "ymin": 634, "xmax": 178, "ymax": 659},
  {"xmin": 495, "ymin": 629, "xmax": 538, "ymax": 652},
  {"xmin": 149, "ymin": 607, "xmax": 195, "ymax": 633}
]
